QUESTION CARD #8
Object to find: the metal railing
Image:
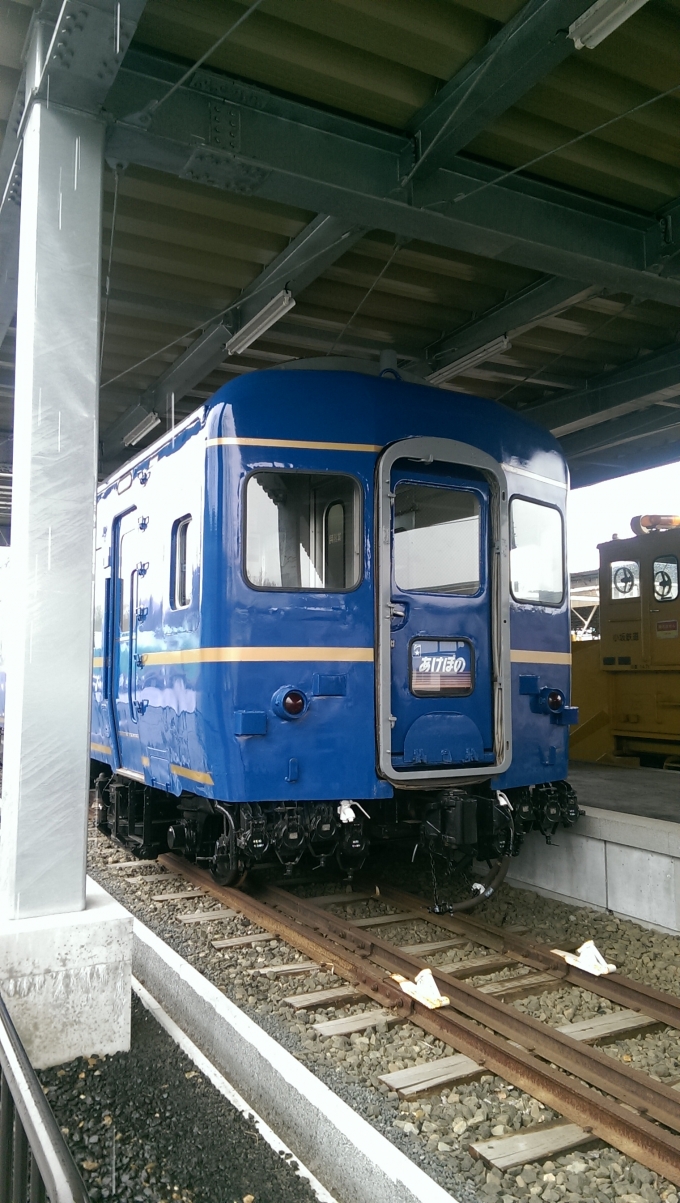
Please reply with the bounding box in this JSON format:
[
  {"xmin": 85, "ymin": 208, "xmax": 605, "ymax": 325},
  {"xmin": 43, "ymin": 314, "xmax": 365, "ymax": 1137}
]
[{"xmin": 0, "ymin": 995, "xmax": 90, "ymax": 1203}]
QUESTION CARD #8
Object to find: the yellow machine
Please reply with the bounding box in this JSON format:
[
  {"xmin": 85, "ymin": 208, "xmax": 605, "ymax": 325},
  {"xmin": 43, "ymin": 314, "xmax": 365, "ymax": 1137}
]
[{"xmin": 571, "ymin": 515, "xmax": 680, "ymax": 767}]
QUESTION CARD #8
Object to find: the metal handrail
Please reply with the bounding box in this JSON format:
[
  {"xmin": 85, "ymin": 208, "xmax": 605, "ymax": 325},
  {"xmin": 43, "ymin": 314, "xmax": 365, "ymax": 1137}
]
[{"xmin": 0, "ymin": 994, "xmax": 90, "ymax": 1203}]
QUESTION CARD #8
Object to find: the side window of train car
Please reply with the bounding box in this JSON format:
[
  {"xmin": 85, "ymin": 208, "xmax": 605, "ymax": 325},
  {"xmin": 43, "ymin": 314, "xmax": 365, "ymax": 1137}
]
[
  {"xmin": 393, "ymin": 484, "xmax": 481, "ymax": 595},
  {"xmin": 654, "ymin": 555, "xmax": 679, "ymax": 602},
  {"xmin": 510, "ymin": 498, "xmax": 564, "ymax": 606},
  {"xmin": 610, "ymin": 559, "xmax": 640, "ymax": 600},
  {"xmin": 245, "ymin": 472, "xmax": 361, "ymax": 591},
  {"xmin": 171, "ymin": 515, "xmax": 192, "ymax": 608}
]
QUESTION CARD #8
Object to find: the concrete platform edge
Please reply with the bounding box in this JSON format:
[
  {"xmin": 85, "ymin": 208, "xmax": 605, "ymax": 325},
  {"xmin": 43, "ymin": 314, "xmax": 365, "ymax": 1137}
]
[
  {"xmin": 132, "ymin": 916, "xmax": 457, "ymax": 1203},
  {"xmin": 507, "ymin": 806, "xmax": 680, "ymax": 934},
  {"xmin": 132, "ymin": 975, "xmax": 338, "ymax": 1203}
]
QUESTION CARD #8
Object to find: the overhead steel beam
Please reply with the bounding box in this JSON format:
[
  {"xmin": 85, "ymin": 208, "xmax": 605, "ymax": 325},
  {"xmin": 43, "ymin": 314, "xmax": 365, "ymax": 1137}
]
[
  {"xmin": 0, "ymin": 1, "xmax": 149, "ymax": 354},
  {"xmin": 141, "ymin": 214, "xmax": 365, "ymax": 415},
  {"xmin": 100, "ymin": 399, "xmax": 160, "ymax": 461},
  {"xmin": 655, "ymin": 196, "xmax": 680, "ymax": 277},
  {"xmin": 0, "ymin": 82, "xmax": 24, "ymax": 350},
  {"xmin": 105, "ymin": 54, "xmax": 678, "ymax": 308},
  {"xmin": 411, "ymin": 276, "xmax": 598, "ymax": 378},
  {"xmin": 527, "ymin": 342, "xmax": 680, "ymax": 437},
  {"xmin": 561, "ymin": 403, "xmax": 680, "ymax": 459},
  {"xmin": 142, "ymin": 325, "xmax": 230, "ymax": 418},
  {"xmin": 569, "ymin": 434, "xmax": 680, "ymax": 487},
  {"xmin": 32, "ymin": 0, "xmax": 149, "ymax": 114},
  {"xmin": 0, "ymin": 195, "xmax": 20, "ymax": 357},
  {"xmin": 408, "ymin": 0, "xmax": 593, "ymax": 178}
]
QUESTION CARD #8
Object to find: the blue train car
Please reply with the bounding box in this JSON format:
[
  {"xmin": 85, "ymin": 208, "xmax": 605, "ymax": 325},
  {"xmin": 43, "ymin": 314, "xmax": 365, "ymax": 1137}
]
[{"xmin": 92, "ymin": 361, "xmax": 579, "ymax": 900}]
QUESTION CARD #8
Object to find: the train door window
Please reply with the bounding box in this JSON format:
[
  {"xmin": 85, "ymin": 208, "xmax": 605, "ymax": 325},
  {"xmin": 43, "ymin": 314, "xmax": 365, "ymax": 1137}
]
[
  {"xmin": 119, "ymin": 530, "xmax": 132, "ymax": 634},
  {"xmin": 611, "ymin": 560, "xmax": 640, "ymax": 600},
  {"xmin": 654, "ymin": 556, "xmax": 679, "ymax": 602},
  {"xmin": 245, "ymin": 472, "xmax": 361, "ymax": 591},
  {"xmin": 171, "ymin": 515, "xmax": 192, "ymax": 608},
  {"xmin": 510, "ymin": 498, "xmax": 564, "ymax": 605},
  {"xmin": 393, "ymin": 484, "xmax": 480, "ymax": 595},
  {"xmin": 324, "ymin": 501, "xmax": 346, "ymax": 591}
]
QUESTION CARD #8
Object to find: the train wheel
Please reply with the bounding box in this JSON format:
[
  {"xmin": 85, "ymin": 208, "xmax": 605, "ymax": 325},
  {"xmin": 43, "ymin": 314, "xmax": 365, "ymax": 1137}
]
[{"xmin": 209, "ymin": 862, "xmax": 247, "ymax": 888}]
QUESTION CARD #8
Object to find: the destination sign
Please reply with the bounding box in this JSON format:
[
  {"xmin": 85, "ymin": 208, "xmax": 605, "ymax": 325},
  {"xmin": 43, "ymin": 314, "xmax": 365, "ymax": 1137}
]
[{"xmin": 410, "ymin": 638, "xmax": 473, "ymax": 697}]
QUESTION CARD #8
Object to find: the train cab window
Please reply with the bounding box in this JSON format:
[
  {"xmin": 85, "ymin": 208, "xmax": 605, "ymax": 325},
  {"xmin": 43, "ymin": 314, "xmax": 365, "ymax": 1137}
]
[
  {"xmin": 393, "ymin": 484, "xmax": 480, "ymax": 594},
  {"xmin": 510, "ymin": 498, "xmax": 564, "ymax": 605},
  {"xmin": 654, "ymin": 556, "xmax": 679, "ymax": 602},
  {"xmin": 610, "ymin": 560, "xmax": 640, "ymax": 600},
  {"xmin": 245, "ymin": 472, "xmax": 361, "ymax": 591},
  {"xmin": 171, "ymin": 515, "xmax": 192, "ymax": 608}
]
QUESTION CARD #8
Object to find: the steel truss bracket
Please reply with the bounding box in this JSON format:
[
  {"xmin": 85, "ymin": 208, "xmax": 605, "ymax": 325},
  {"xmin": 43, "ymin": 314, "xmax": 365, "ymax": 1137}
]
[{"xmin": 37, "ymin": 0, "xmax": 147, "ymax": 114}]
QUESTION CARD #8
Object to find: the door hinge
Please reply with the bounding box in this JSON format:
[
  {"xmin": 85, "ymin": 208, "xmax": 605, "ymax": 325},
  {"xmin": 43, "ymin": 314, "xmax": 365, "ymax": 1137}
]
[
  {"xmin": 136, "ymin": 606, "xmax": 148, "ymax": 624},
  {"xmin": 136, "ymin": 561, "xmax": 149, "ymax": 577},
  {"xmin": 138, "ymin": 515, "xmax": 149, "ymax": 531},
  {"xmin": 389, "ymin": 714, "xmax": 397, "ymax": 728},
  {"xmin": 135, "ymin": 654, "xmax": 147, "ymax": 668},
  {"xmin": 388, "ymin": 603, "xmax": 406, "ymax": 619}
]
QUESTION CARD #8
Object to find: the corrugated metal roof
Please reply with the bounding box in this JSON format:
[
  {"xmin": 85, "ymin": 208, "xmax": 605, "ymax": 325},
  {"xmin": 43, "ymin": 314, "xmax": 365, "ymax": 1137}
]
[
  {"xmin": 131, "ymin": 0, "xmax": 680, "ymax": 209},
  {"xmin": 2, "ymin": 0, "xmax": 680, "ymax": 499}
]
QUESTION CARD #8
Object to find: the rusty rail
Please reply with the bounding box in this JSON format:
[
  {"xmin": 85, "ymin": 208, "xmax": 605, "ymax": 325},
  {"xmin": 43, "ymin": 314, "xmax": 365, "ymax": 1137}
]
[
  {"xmin": 376, "ymin": 883, "xmax": 680, "ymax": 1031},
  {"xmin": 158, "ymin": 855, "xmax": 680, "ymax": 1185},
  {"xmin": 263, "ymin": 885, "xmax": 680, "ymax": 1130}
]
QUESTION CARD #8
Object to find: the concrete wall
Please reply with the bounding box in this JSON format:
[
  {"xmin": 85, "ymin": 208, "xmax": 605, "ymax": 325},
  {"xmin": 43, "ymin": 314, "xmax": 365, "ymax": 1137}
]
[{"xmin": 507, "ymin": 807, "xmax": 680, "ymax": 934}]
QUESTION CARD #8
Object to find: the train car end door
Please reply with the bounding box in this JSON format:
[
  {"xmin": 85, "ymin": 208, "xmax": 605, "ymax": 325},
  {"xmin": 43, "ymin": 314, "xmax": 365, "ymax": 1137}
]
[{"xmin": 377, "ymin": 437, "xmax": 512, "ymax": 785}]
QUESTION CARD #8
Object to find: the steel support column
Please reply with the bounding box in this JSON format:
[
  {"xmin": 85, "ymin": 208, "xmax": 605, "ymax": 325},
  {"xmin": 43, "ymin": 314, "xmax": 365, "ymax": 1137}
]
[{"xmin": 0, "ymin": 102, "xmax": 103, "ymax": 919}]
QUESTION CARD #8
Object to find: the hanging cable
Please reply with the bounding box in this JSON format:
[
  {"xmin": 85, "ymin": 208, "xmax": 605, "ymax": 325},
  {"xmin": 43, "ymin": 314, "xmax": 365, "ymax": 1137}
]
[
  {"xmin": 451, "ymin": 79, "xmax": 680, "ymax": 209},
  {"xmin": 100, "ymin": 225, "xmax": 359, "ymax": 389},
  {"xmin": 99, "ymin": 168, "xmax": 120, "ymax": 377},
  {"xmin": 398, "ymin": 0, "xmax": 557, "ymax": 190},
  {"xmin": 126, "ymin": 0, "xmax": 267, "ymax": 126},
  {"xmin": 326, "ymin": 240, "xmax": 404, "ymax": 357},
  {"xmin": 491, "ymin": 297, "xmax": 638, "ymax": 409}
]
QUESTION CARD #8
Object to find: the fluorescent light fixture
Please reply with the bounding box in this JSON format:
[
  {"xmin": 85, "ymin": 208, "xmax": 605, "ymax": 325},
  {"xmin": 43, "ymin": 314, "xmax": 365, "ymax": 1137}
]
[
  {"xmin": 568, "ymin": 0, "xmax": 650, "ymax": 49},
  {"xmin": 427, "ymin": 335, "xmax": 511, "ymax": 386},
  {"xmin": 123, "ymin": 410, "xmax": 161, "ymax": 447},
  {"xmin": 225, "ymin": 290, "xmax": 296, "ymax": 356}
]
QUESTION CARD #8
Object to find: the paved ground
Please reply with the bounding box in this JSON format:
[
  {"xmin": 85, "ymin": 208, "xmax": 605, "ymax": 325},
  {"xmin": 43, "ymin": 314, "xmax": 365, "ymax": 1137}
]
[
  {"xmin": 568, "ymin": 762, "xmax": 680, "ymax": 823},
  {"xmin": 39, "ymin": 995, "xmax": 321, "ymax": 1203}
]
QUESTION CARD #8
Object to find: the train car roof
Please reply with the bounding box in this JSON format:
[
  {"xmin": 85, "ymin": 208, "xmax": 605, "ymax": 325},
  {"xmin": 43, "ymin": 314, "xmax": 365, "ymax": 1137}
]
[
  {"xmin": 214, "ymin": 364, "xmax": 568, "ymax": 487},
  {"xmin": 99, "ymin": 362, "xmax": 568, "ymax": 496}
]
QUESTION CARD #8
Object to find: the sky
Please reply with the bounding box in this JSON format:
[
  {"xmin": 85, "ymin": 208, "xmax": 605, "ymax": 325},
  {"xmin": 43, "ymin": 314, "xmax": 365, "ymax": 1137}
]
[{"xmin": 568, "ymin": 460, "xmax": 680, "ymax": 573}]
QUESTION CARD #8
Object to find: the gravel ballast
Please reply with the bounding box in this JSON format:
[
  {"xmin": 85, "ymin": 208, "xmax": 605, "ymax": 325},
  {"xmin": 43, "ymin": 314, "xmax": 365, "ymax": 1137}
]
[
  {"xmin": 39, "ymin": 994, "xmax": 321, "ymax": 1203},
  {"xmin": 87, "ymin": 826, "xmax": 680, "ymax": 1203}
]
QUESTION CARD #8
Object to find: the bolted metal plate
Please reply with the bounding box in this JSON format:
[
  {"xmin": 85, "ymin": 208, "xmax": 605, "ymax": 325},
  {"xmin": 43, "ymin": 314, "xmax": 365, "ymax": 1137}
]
[
  {"xmin": 208, "ymin": 101, "xmax": 241, "ymax": 153},
  {"xmin": 180, "ymin": 146, "xmax": 270, "ymax": 195},
  {"xmin": 42, "ymin": 0, "xmax": 144, "ymax": 111}
]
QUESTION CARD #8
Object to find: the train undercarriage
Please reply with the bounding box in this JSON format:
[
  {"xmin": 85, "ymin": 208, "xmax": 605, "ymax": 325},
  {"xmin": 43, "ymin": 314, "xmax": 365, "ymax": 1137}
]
[{"xmin": 95, "ymin": 772, "xmax": 581, "ymax": 907}]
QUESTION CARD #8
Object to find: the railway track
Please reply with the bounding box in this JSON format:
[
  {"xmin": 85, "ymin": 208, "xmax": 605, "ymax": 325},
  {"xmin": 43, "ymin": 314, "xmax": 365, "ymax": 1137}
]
[{"xmin": 158, "ymin": 853, "xmax": 680, "ymax": 1185}]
